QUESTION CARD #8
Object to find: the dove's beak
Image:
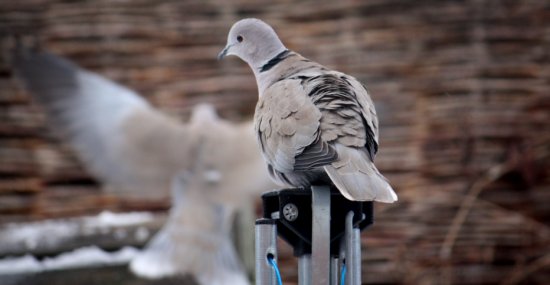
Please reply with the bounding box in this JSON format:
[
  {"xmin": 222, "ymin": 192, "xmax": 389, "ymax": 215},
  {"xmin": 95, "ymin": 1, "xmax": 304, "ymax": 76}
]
[{"xmin": 217, "ymin": 44, "xmax": 232, "ymax": 60}]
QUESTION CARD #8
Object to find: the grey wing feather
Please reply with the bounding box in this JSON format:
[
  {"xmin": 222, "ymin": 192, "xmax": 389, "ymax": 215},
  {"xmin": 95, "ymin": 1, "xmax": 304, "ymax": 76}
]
[
  {"xmin": 293, "ymin": 134, "xmax": 337, "ymax": 171},
  {"xmin": 293, "ymin": 70, "xmax": 396, "ymax": 202},
  {"xmin": 301, "ymin": 73, "xmax": 379, "ymax": 161},
  {"xmin": 324, "ymin": 144, "xmax": 397, "ymax": 202},
  {"xmin": 350, "ymin": 80, "xmax": 380, "ymax": 147},
  {"xmin": 12, "ymin": 48, "xmax": 192, "ymax": 196},
  {"xmin": 255, "ymin": 78, "xmax": 337, "ymax": 175}
]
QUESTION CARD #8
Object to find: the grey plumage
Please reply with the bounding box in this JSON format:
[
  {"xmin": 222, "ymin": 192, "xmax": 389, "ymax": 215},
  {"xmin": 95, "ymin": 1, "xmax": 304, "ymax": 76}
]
[
  {"xmin": 219, "ymin": 18, "xmax": 397, "ymax": 203},
  {"xmin": 12, "ymin": 47, "xmax": 275, "ymax": 285},
  {"xmin": 13, "ymin": 48, "xmax": 172, "ymax": 198}
]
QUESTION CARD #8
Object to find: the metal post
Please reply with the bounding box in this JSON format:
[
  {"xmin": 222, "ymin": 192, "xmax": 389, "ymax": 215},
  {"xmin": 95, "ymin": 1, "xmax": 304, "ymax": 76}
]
[
  {"xmin": 345, "ymin": 211, "xmax": 354, "ymax": 285},
  {"xmin": 345, "ymin": 211, "xmax": 363, "ymax": 285},
  {"xmin": 255, "ymin": 219, "xmax": 278, "ymax": 285},
  {"xmin": 298, "ymin": 254, "xmax": 311, "ymax": 284},
  {"xmin": 330, "ymin": 257, "xmax": 340, "ymax": 285},
  {"xmin": 311, "ymin": 185, "xmax": 331, "ymax": 285},
  {"xmin": 351, "ymin": 227, "xmax": 362, "ymax": 285}
]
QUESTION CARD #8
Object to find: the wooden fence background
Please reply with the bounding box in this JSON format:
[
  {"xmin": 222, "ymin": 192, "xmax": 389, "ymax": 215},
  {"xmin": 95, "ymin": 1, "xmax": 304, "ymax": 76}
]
[{"xmin": 0, "ymin": 0, "xmax": 549, "ymax": 284}]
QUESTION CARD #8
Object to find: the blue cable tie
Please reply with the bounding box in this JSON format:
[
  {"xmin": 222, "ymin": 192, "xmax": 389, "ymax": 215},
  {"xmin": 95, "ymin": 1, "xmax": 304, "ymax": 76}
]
[
  {"xmin": 267, "ymin": 255, "xmax": 283, "ymax": 285},
  {"xmin": 341, "ymin": 263, "xmax": 347, "ymax": 285}
]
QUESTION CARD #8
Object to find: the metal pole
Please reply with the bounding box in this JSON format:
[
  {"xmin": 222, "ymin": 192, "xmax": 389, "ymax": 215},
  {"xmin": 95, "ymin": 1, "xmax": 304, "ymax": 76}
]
[
  {"xmin": 298, "ymin": 254, "xmax": 312, "ymax": 284},
  {"xmin": 311, "ymin": 185, "xmax": 331, "ymax": 285},
  {"xmin": 255, "ymin": 219, "xmax": 278, "ymax": 285},
  {"xmin": 351, "ymin": 227, "xmax": 362, "ymax": 285},
  {"xmin": 345, "ymin": 211, "xmax": 354, "ymax": 285},
  {"xmin": 330, "ymin": 257, "xmax": 339, "ymax": 285}
]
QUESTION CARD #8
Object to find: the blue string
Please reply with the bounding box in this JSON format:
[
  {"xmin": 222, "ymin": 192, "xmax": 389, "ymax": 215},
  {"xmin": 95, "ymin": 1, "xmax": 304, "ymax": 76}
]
[
  {"xmin": 267, "ymin": 255, "xmax": 283, "ymax": 285},
  {"xmin": 340, "ymin": 263, "xmax": 347, "ymax": 285}
]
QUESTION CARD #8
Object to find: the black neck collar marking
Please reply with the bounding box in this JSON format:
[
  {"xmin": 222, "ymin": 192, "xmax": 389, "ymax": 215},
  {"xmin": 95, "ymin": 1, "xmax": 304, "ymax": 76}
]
[{"xmin": 259, "ymin": 50, "xmax": 291, "ymax": 73}]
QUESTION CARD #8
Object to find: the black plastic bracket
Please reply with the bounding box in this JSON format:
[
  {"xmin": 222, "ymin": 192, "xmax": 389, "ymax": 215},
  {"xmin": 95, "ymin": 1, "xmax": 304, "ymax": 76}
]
[{"xmin": 261, "ymin": 186, "xmax": 374, "ymax": 257}]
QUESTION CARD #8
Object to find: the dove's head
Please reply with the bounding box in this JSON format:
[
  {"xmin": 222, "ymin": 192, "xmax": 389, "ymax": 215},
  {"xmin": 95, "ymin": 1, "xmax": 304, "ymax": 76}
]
[{"xmin": 218, "ymin": 18, "xmax": 286, "ymax": 69}]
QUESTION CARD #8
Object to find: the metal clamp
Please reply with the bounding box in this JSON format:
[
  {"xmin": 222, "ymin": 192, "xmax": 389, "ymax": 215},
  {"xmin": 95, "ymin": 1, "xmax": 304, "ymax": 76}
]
[{"xmin": 255, "ymin": 186, "xmax": 373, "ymax": 285}]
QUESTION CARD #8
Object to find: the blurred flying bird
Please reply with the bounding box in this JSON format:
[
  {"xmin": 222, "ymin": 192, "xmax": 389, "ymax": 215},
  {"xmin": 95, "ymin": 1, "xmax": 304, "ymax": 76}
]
[
  {"xmin": 219, "ymin": 18, "xmax": 397, "ymax": 203},
  {"xmin": 12, "ymin": 45, "xmax": 275, "ymax": 285}
]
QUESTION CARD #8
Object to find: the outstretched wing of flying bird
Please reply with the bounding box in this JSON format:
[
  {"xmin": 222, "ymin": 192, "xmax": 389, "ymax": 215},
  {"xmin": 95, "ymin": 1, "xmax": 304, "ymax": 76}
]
[{"xmin": 12, "ymin": 46, "xmax": 274, "ymax": 285}]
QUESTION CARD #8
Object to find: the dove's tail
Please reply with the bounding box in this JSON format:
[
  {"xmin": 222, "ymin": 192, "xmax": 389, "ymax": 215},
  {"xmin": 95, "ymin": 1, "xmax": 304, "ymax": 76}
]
[
  {"xmin": 130, "ymin": 201, "xmax": 249, "ymax": 285},
  {"xmin": 324, "ymin": 144, "xmax": 398, "ymax": 203}
]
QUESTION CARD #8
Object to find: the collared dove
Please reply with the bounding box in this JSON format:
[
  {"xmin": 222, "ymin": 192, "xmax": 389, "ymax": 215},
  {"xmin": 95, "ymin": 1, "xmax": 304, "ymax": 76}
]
[
  {"xmin": 12, "ymin": 46, "xmax": 276, "ymax": 285},
  {"xmin": 219, "ymin": 18, "xmax": 397, "ymax": 203}
]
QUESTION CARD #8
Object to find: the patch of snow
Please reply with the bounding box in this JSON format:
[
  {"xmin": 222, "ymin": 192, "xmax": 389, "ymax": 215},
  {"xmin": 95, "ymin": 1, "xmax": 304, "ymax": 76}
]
[
  {"xmin": 84, "ymin": 211, "xmax": 154, "ymax": 228},
  {"xmin": 41, "ymin": 246, "xmax": 139, "ymax": 270},
  {"xmin": 0, "ymin": 246, "xmax": 140, "ymax": 275},
  {"xmin": 0, "ymin": 255, "xmax": 42, "ymax": 274},
  {"xmin": 1, "ymin": 220, "xmax": 80, "ymax": 250},
  {"xmin": 0, "ymin": 211, "xmax": 155, "ymax": 253}
]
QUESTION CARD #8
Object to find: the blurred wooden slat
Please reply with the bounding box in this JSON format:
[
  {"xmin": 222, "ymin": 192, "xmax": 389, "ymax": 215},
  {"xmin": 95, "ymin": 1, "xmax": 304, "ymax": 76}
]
[{"xmin": 0, "ymin": 177, "xmax": 41, "ymax": 194}]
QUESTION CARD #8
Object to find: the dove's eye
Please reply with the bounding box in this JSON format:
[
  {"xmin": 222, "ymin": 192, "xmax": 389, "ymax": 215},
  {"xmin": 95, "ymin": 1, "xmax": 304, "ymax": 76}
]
[{"xmin": 237, "ymin": 35, "xmax": 243, "ymax": 42}]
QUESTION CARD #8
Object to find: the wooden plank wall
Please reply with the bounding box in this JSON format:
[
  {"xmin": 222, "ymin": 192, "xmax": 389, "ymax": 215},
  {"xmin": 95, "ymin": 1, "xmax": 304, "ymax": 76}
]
[{"xmin": 0, "ymin": 0, "xmax": 549, "ymax": 284}]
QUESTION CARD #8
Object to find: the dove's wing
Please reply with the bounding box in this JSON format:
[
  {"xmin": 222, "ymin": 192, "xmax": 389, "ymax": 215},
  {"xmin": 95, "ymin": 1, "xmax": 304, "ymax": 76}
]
[
  {"xmin": 254, "ymin": 75, "xmax": 338, "ymax": 186},
  {"xmin": 13, "ymin": 49, "xmax": 194, "ymax": 197},
  {"xmin": 300, "ymin": 72, "xmax": 396, "ymax": 202},
  {"xmin": 301, "ymin": 73, "xmax": 378, "ymax": 160},
  {"xmin": 13, "ymin": 48, "xmax": 275, "ymax": 284}
]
